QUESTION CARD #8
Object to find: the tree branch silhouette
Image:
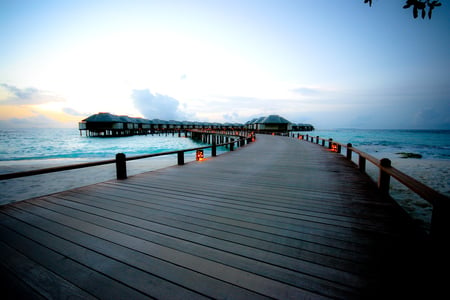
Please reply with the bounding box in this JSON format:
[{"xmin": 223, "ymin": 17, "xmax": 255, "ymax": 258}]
[{"xmin": 364, "ymin": 0, "xmax": 442, "ymax": 19}]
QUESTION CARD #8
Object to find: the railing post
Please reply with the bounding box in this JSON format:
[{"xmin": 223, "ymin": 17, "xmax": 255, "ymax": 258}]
[
  {"xmin": 116, "ymin": 153, "xmax": 127, "ymax": 180},
  {"xmin": 230, "ymin": 139, "xmax": 234, "ymax": 151},
  {"xmin": 431, "ymin": 197, "xmax": 450, "ymax": 249},
  {"xmin": 212, "ymin": 141, "xmax": 217, "ymax": 157},
  {"xmin": 328, "ymin": 138, "xmax": 333, "ymax": 149},
  {"xmin": 359, "ymin": 155, "xmax": 366, "ymax": 173},
  {"xmin": 336, "ymin": 144, "xmax": 341, "ymax": 153},
  {"xmin": 378, "ymin": 158, "xmax": 391, "ymax": 195},
  {"xmin": 346, "ymin": 143, "xmax": 352, "ymax": 160},
  {"xmin": 316, "ymin": 136, "xmax": 320, "ymax": 144},
  {"xmin": 177, "ymin": 151, "xmax": 184, "ymax": 165}
]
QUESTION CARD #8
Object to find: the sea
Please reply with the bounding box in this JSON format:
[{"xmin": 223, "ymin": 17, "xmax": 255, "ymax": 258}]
[
  {"xmin": 0, "ymin": 128, "xmax": 449, "ymax": 230},
  {"xmin": 0, "ymin": 128, "xmax": 212, "ymax": 164},
  {"xmin": 297, "ymin": 129, "xmax": 450, "ymax": 161}
]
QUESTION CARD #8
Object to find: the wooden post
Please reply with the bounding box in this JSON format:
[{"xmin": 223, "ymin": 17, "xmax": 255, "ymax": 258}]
[
  {"xmin": 316, "ymin": 136, "xmax": 320, "ymax": 144},
  {"xmin": 115, "ymin": 153, "xmax": 127, "ymax": 180},
  {"xmin": 346, "ymin": 143, "xmax": 352, "ymax": 160},
  {"xmin": 431, "ymin": 197, "xmax": 450, "ymax": 249},
  {"xmin": 336, "ymin": 144, "xmax": 341, "ymax": 153},
  {"xmin": 212, "ymin": 141, "xmax": 217, "ymax": 157},
  {"xmin": 378, "ymin": 158, "xmax": 391, "ymax": 195},
  {"xmin": 359, "ymin": 155, "xmax": 366, "ymax": 173},
  {"xmin": 177, "ymin": 151, "xmax": 184, "ymax": 165},
  {"xmin": 230, "ymin": 139, "xmax": 234, "ymax": 151},
  {"xmin": 328, "ymin": 138, "xmax": 333, "ymax": 149}
]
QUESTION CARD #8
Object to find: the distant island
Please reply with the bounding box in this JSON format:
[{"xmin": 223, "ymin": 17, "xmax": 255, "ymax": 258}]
[{"xmin": 79, "ymin": 112, "xmax": 314, "ymax": 137}]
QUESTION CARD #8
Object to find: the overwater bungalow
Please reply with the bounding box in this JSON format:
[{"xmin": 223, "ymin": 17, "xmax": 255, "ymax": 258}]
[
  {"xmin": 251, "ymin": 115, "xmax": 292, "ymax": 133},
  {"xmin": 79, "ymin": 112, "xmax": 312, "ymax": 137},
  {"xmin": 244, "ymin": 115, "xmax": 314, "ymax": 133},
  {"xmin": 292, "ymin": 123, "xmax": 315, "ymax": 131}
]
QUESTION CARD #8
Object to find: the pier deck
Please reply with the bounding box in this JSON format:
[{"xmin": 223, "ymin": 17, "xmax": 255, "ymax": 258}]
[{"xmin": 0, "ymin": 135, "xmax": 433, "ymax": 299}]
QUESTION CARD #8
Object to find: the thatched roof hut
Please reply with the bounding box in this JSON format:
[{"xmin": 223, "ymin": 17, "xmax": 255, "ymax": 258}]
[
  {"xmin": 250, "ymin": 115, "xmax": 292, "ymax": 133},
  {"xmin": 81, "ymin": 112, "xmax": 125, "ymax": 130},
  {"xmin": 79, "ymin": 112, "xmax": 247, "ymax": 137}
]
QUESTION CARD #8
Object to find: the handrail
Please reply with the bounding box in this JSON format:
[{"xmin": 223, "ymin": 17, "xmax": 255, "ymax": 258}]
[
  {"xmin": 0, "ymin": 159, "xmax": 117, "ymax": 180},
  {"xmin": 298, "ymin": 133, "xmax": 449, "ymax": 243},
  {"xmin": 0, "ymin": 134, "xmax": 251, "ymax": 181}
]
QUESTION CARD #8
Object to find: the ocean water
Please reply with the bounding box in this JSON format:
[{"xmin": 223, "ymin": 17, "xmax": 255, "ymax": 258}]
[
  {"xmin": 295, "ymin": 129, "xmax": 450, "ymax": 161},
  {"xmin": 0, "ymin": 128, "xmax": 212, "ymax": 163}
]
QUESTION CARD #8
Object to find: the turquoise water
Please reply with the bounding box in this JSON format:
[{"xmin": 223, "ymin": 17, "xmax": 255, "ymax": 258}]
[{"xmin": 0, "ymin": 128, "xmax": 211, "ymax": 162}]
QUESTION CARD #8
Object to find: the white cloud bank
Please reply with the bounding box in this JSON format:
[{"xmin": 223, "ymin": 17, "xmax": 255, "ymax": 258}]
[{"xmin": 132, "ymin": 89, "xmax": 191, "ymax": 121}]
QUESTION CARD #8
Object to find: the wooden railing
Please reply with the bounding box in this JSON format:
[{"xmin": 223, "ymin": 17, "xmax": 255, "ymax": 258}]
[
  {"xmin": 299, "ymin": 134, "xmax": 449, "ymax": 244},
  {"xmin": 0, "ymin": 133, "xmax": 253, "ymax": 181}
]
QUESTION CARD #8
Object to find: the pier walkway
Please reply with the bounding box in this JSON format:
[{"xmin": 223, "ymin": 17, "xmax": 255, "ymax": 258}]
[{"xmin": 0, "ymin": 135, "xmax": 434, "ymax": 299}]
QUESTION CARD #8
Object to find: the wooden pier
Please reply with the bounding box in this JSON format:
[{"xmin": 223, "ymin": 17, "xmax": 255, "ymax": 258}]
[{"xmin": 0, "ymin": 135, "xmax": 440, "ymax": 299}]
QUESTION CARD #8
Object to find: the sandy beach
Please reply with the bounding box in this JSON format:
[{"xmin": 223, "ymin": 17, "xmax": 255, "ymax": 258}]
[{"xmin": 360, "ymin": 158, "xmax": 450, "ymax": 231}]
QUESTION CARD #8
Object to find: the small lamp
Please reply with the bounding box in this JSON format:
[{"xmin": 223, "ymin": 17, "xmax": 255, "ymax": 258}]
[{"xmin": 196, "ymin": 149, "xmax": 204, "ymax": 161}]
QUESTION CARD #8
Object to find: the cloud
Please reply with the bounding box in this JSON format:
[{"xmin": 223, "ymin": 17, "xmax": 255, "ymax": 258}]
[
  {"xmin": 132, "ymin": 89, "xmax": 189, "ymax": 120},
  {"xmin": 0, "ymin": 83, "xmax": 64, "ymax": 105},
  {"xmin": 223, "ymin": 112, "xmax": 240, "ymax": 122},
  {"xmin": 0, "ymin": 114, "xmax": 61, "ymax": 128}
]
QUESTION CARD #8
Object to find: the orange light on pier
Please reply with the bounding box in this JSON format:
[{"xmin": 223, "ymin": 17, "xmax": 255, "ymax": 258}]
[
  {"xmin": 196, "ymin": 150, "xmax": 204, "ymax": 161},
  {"xmin": 331, "ymin": 143, "xmax": 338, "ymax": 152}
]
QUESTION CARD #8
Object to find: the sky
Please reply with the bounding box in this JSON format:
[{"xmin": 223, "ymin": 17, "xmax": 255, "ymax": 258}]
[{"xmin": 0, "ymin": 0, "xmax": 449, "ymax": 129}]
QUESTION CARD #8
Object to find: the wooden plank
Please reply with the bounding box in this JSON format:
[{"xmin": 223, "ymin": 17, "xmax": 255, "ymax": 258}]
[
  {"xmin": 51, "ymin": 191, "xmax": 374, "ymax": 264},
  {"xmin": 43, "ymin": 194, "xmax": 373, "ymax": 268},
  {"xmin": 0, "ymin": 265, "xmax": 47, "ymax": 300},
  {"xmin": 10, "ymin": 200, "xmax": 347, "ymax": 299},
  {"xmin": 0, "ymin": 240, "xmax": 96, "ymax": 300},
  {"xmin": 101, "ymin": 179, "xmax": 399, "ymax": 227},
  {"xmin": 0, "ymin": 209, "xmax": 209, "ymax": 300},
  {"xmin": 82, "ymin": 184, "xmax": 400, "ymax": 243},
  {"xmin": 32, "ymin": 196, "xmax": 372, "ymax": 279},
  {"xmin": 0, "ymin": 223, "xmax": 150, "ymax": 300},
  {"xmin": 59, "ymin": 188, "xmax": 380, "ymax": 252}
]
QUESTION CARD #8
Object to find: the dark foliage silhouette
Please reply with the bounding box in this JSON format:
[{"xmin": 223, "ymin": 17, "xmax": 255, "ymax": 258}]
[{"xmin": 364, "ymin": 0, "xmax": 442, "ymax": 19}]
